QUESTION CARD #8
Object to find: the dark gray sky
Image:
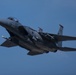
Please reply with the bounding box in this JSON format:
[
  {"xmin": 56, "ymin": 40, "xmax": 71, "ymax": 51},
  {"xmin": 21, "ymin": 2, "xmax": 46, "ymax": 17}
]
[{"xmin": 0, "ymin": 0, "xmax": 76, "ymax": 75}]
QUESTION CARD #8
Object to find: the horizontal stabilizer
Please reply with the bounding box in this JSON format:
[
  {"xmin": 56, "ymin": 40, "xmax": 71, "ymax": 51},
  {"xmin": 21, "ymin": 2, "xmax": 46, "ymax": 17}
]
[
  {"xmin": 0, "ymin": 39, "xmax": 17, "ymax": 47},
  {"xmin": 45, "ymin": 33, "xmax": 76, "ymax": 41},
  {"xmin": 57, "ymin": 47, "xmax": 76, "ymax": 51}
]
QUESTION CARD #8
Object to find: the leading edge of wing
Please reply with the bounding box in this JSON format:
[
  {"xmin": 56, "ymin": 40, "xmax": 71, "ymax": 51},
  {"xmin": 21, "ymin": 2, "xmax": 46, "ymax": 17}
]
[{"xmin": 47, "ymin": 33, "xmax": 76, "ymax": 41}]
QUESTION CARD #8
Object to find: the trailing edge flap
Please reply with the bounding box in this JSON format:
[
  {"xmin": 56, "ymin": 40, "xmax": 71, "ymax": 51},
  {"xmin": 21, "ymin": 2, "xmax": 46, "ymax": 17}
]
[
  {"xmin": 42, "ymin": 33, "xmax": 76, "ymax": 41},
  {"xmin": 56, "ymin": 47, "xmax": 76, "ymax": 51},
  {"xmin": 27, "ymin": 51, "xmax": 43, "ymax": 56},
  {"xmin": 1, "ymin": 40, "xmax": 17, "ymax": 47}
]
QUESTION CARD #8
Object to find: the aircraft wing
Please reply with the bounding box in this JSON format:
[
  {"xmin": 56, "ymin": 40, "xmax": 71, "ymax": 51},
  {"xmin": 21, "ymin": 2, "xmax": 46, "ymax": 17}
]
[
  {"xmin": 42, "ymin": 33, "xmax": 76, "ymax": 41},
  {"xmin": 56, "ymin": 47, "xmax": 76, "ymax": 51},
  {"xmin": 0, "ymin": 39, "xmax": 17, "ymax": 47}
]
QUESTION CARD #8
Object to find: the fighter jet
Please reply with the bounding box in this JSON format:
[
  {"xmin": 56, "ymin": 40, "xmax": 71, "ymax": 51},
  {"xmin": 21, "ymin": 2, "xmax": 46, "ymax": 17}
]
[{"xmin": 0, "ymin": 17, "xmax": 76, "ymax": 56}]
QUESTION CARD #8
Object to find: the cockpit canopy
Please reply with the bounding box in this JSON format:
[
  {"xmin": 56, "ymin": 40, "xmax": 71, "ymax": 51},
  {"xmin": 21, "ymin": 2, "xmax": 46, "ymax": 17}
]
[{"xmin": 8, "ymin": 17, "xmax": 19, "ymax": 22}]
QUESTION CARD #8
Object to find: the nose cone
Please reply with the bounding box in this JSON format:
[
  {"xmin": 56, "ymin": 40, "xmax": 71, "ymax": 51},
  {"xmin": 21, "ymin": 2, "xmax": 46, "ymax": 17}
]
[
  {"xmin": 0, "ymin": 19, "xmax": 4, "ymax": 24},
  {"xmin": 0, "ymin": 19, "xmax": 8, "ymax": 27},
  {"xmin": 0, "ymin": 19, "xmax": 5, "ymax": 25}
]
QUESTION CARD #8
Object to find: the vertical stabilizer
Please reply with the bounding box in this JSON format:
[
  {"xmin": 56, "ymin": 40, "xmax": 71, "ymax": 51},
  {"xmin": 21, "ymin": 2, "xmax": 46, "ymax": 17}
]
[
  {"xmin": 38, "ymin": 27, "xmax": 43, "ymax": 32},
  {"xmin": 58, "ymin": 24, "xmax": 64, "ymax": 35},
  {"xmin": 57, "ymin": 24, "xmax": 64, "ymax": 47}
]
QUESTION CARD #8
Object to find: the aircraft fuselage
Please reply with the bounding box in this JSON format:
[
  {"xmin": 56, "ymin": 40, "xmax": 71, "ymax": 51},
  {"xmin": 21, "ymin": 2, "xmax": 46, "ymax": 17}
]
[{"xmin": 0, "ymin": 18, "xmax": 57, "ymax": 53}]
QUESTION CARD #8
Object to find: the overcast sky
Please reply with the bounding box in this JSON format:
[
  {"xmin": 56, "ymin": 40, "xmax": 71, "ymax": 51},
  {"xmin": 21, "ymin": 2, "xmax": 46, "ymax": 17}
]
[{"xmin": 0, "ymin": 0, "xmax": 76, "ymax": 75}]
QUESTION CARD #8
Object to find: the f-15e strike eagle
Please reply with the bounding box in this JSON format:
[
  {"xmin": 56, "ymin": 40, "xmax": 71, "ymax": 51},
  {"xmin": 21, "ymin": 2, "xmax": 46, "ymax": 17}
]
[{"xmin": 0, "ymin": 17, "xmax": 76, "ymax": 56}]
